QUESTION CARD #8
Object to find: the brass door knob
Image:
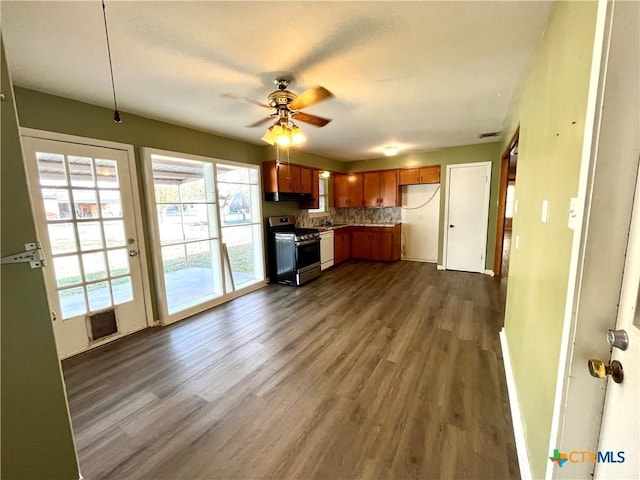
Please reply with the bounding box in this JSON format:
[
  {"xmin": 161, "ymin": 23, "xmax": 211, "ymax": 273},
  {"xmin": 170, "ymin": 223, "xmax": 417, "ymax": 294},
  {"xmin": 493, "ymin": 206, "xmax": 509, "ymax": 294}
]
[{"xmin": 588, "ymin": 359, "xmax": 624, "ymax": 384}]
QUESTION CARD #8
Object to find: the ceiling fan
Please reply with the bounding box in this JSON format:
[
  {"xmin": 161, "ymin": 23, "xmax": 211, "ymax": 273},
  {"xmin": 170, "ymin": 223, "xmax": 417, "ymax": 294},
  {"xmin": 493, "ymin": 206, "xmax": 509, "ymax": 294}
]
[{"xmin": 224, "ymin": 78, "xmax": 334, "ymax": 146}]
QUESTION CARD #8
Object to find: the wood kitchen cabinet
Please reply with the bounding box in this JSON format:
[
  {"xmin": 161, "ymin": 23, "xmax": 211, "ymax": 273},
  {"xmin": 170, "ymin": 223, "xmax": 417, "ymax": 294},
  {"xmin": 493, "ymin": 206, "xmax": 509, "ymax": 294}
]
[
  {"xmin": 277, "ymin": 163, "xmax": 301, "ymax": 192},
  {"xmin": 300, "ymin": 167, "xmax": 313, "ymax": 194},
  {"xmin": 263, "ymin": 161, "xmax": 320, "ymax": 203},
  {"xmin": 333, "ymin": 228, "xmax": 351, "ymax": 265},
  {"xmin": 334, "ymin": 173, "xmax": 363, "ymax": 208},
  {"xmin": 263, "ymin": 161, "xmax": 300, "ymax": 194},
  {"xmin": 363, "ymin": 170, "xmax": 399, "ymax": 207},
  {"xmin": 301, "ymin": 169, "xmax": 319, "ymax": 209},
  {"xmin": 398, "ymin": 166, "xmax": 441, "ymax": 185},
  {"xmin": 350, "ymin": 225, "xmax": 401, "ymax": 261}
]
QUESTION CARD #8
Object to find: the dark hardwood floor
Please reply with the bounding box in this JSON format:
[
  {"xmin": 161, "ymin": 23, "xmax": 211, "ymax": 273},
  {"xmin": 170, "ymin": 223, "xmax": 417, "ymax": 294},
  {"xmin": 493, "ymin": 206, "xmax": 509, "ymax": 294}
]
[{"xmin": 62, "ymin": 261, "xmax": 519, "ymax": 480}]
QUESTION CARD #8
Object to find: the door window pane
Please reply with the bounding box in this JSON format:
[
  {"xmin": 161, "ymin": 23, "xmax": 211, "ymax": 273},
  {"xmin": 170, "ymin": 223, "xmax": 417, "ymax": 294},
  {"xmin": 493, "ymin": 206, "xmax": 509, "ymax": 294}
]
[
  {"xmin": 107, "ymin": 248, "xmax": 130, "ymax": 276},
  {"xmin": 100, "ymin": 190, "xmax": 122, "ymax": 218},
  {"xmin": 95, "ymin": 159, "xmax": 119, "ymax": 188},
  {"xmin": 59, "ymin": 286, "xmax": 86, "ymax": 319},
  {"xmin": 68, "ymin": 156, "xmax": 95, "ymax": 187},
  {"xmin": 42, "ymin": 189, "xmax": 72, "ymax": 220},
  {"xmin": 48, "ymin": 223, "xmax": 77, "ymax": 254},
  {"xmin": 103, "ymin": 220, "xmax": 126, "ymax": 247},
  {"xmin": 87, "ymin": 281, "xmax": 112, "ymax": 311},
  {"xmin": 37, "ymin": 153, "xmax": 67, "ymax": 186},
  {"xmin": 112, "ymin": 276, "xmax": 133, "ymax": 304},
  {"xmin": 78, "ymin": 222, "xmax": 104, "ymax": 250},
  {"xmin": 73, "ymin": 189, "xmax": 100, "ymax": 219},
  {"xmin": 82, "ymin": 252, "xmax": 108, "ymax": 282},
  {"xmin": 54, "ymin": 255, "xmax": 82, "ymax": 288}
]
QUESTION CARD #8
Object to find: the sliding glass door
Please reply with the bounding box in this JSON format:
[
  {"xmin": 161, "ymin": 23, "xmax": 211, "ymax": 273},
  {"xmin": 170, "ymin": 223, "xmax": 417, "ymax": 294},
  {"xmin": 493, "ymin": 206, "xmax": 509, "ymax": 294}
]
[{"xmin": 144, "ymin": 150, "xmax": 264, "ymax": 324}]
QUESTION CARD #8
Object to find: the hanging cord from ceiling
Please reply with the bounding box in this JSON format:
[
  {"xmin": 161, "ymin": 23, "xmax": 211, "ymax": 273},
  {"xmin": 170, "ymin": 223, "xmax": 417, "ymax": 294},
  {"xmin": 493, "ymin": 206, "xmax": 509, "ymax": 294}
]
[
  {"xmin": 101, "ymin": 0, "xmax": 121, "ymax": 123},
  {"xmin": 400, "ymin": 185, "xmax": 441, "ymax": 210}
]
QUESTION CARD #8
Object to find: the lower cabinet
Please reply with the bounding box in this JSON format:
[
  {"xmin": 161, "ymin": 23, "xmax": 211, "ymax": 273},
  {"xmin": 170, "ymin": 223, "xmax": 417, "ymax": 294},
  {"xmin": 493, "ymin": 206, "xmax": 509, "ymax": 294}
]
[
  {"xmin": 334, "ymin": 228, "xmax": 351, "ymax": 265},
  {"xmin": 350, "ymin": 225, "xmax": 401, "ymax": 261}
]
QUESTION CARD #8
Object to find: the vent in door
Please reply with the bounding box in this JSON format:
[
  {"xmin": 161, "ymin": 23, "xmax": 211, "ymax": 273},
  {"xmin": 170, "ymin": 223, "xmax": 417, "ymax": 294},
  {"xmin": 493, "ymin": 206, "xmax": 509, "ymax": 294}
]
[{"xmin": 88, "ymin": 309, "xmax": 117, "ymax": 341}]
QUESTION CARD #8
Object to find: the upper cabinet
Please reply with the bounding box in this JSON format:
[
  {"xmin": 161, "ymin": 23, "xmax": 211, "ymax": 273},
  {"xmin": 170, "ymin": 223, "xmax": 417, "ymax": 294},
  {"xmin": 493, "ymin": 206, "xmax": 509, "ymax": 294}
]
[
  {"xmin": 262, "ymin": 161, "xmax": 317, "ymax": 202},
  {"xmin": 363, "ymin": 170, "xmax": 399, "ymax": 207},
  {"xmin": 398, "ymin": 166, "xmax": 441, "ymax": 185},
  {"xmin": 277, "ymin": 163, "xmax": 301, "ymax": 193},
  {"xmin": 300, "ymin": 167, "xmax": 313, "ymax": 195},
  {"xmin": 334, "ymin": 173, "xmax": 363, "ymax": 208},
  {"xmin": 301, "ymin": 169, "xmax": 319, "ymax": 210}
]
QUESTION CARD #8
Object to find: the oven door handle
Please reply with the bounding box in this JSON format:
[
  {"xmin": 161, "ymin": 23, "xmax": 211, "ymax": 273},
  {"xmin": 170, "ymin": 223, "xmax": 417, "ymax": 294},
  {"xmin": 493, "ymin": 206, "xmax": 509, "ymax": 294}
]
[{"xmin": 295, "ymin": 238, "xmax": 320, "ymax": 246}]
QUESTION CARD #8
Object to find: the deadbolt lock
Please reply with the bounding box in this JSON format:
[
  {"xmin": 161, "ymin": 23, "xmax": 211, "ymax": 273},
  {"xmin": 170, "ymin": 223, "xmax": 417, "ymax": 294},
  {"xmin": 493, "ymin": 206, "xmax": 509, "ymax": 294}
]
[
  {"xmin": 607, "ymin": 329, "xmax": 629, "ymax": 350},
  {"xmin": 588, "ymin": 358, "xmax": 624, "ymax": 384}
]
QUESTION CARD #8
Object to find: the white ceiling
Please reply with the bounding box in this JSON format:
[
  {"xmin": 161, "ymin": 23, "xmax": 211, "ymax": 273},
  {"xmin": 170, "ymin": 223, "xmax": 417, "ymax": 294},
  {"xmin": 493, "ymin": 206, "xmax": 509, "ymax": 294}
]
[{"xmin": 2, "ymin": 1, "xmax": 551, "ymax": 161}]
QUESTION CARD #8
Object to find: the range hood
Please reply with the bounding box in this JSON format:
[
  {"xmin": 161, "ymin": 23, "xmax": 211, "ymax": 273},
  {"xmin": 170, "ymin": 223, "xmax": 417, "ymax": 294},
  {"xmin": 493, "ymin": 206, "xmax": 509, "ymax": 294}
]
[{"xmin": 264, "ymin": 192, "xmax": 316, "ymax": 202}]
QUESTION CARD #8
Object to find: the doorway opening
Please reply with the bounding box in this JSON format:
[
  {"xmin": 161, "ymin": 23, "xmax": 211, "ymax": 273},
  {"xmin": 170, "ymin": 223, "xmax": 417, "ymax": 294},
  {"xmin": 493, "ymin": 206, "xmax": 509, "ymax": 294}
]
[{"xmin": 494, "ymin": 128, "xmax": 519, "ymax": 278}]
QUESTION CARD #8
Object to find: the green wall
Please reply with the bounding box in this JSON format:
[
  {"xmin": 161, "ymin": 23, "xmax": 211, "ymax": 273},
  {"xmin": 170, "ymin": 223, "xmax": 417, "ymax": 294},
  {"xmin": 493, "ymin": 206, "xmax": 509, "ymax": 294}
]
[
  {"xmin": 346, "ymin": 142, "xmax": 501, "ymax": 270},
  {"xmin": 1, "ymin": 42, "xmax": 80, "ymax": 480},
  {"xmin": 501, "ymin": 2, "xmax": 598, "ymax": 477}
]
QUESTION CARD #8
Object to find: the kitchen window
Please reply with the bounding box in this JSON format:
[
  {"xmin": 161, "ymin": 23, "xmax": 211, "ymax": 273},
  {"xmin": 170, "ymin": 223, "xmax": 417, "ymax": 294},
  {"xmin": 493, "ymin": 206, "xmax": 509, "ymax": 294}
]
[{"xmin": 307, "ymin": 177, "xmax": 328, "ymax": 215}]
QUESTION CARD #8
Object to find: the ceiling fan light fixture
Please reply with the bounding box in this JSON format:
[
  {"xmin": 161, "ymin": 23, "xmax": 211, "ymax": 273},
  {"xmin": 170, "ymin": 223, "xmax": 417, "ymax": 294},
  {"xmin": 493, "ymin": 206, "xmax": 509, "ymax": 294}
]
[
  {"xmin": 261, "ymin": 126, "xmax": 276, "ymax": 145},
  {"xmin": 290, "ymin": 124, "xmax": 305, "ymax": 145}
]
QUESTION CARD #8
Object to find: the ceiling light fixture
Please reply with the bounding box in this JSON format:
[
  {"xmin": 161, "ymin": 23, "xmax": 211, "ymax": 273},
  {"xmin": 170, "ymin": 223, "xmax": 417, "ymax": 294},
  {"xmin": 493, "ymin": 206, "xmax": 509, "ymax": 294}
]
[
  {"xmin": 262, "ymin": 119, "xmax": 306, "ymax": 147},
  {"xmin": 261, "ymin": 103, "xmax": 306, "ymax": 147},
  {"xmin": 320, "ymin": 171, "xmax": 331, "ymax": 179},
  {"xmin": 384, "ymin": 146, "xmax": 398, "ymax": 156}
]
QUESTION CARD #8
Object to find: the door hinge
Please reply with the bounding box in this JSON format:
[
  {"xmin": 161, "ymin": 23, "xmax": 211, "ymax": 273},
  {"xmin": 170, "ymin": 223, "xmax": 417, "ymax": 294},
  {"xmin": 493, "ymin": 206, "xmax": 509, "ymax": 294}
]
[{"xmin": 1, "ymin": 242, "xmax": 46, "ymax": 268}]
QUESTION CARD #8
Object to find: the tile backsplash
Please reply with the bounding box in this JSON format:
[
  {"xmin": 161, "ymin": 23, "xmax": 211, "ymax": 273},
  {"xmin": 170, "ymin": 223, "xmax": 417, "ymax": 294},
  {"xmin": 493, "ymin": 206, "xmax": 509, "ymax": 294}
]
[{"xmin": 299, "ymin": 207, "xmax": 401, "ymax": 227}]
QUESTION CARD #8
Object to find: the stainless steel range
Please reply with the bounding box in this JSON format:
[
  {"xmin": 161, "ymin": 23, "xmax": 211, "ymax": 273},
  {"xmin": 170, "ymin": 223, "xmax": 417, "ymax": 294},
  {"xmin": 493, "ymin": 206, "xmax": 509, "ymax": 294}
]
[{"xmin": 268, "ymin": 216, "xmax": 321, "ymax": 286}]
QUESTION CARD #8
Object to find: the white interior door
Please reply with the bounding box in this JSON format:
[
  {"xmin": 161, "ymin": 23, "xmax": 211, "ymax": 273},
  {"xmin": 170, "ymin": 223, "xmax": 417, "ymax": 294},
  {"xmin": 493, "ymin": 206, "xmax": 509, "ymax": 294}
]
[
  {"xmin": 594, "ymin": 167, "xmax": 640, "ymax": 479},
  {"xmin": 22, "ymin": 136, "xmax": 149, "ymax": 359},
  {"xmin": 445, "ymin": 162, "xmax": 491, "ymax": 273}
]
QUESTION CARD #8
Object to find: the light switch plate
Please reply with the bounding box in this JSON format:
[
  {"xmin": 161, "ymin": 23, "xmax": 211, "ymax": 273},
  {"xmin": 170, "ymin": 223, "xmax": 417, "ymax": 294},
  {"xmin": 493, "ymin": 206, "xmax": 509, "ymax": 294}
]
[
  {"xmin": 541, "ymin": 200, "xmax": 549, "ymax": 223},
  {"xmin": 515, "ymin": 235, "xmax": 520, "ymax": 250}
]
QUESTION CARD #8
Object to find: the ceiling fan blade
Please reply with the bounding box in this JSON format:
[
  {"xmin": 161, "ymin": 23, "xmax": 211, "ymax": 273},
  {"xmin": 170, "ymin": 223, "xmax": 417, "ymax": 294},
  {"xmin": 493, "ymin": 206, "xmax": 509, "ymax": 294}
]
[
  {"xmin": 289, "ymin": 86, "xmax": 334, "ymax": 110},
  {"xmin": 246, "ymin": 115, "xmax": 276, "ymax": 128},
  {"xmin": 221, "ymin": 93, "xmax": 271, "ymax": 109},
  {"xmin": 291, "ymin": 111, "xmax": 332, "ymax": 127}
]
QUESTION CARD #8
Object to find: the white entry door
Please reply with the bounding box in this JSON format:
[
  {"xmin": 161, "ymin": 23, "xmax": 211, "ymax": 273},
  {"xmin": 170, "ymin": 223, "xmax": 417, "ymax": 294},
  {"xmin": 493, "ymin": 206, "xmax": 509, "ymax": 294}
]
[
  {"xmin": 594, "ymin": 167, "xmax": 640, "ymax": 478},
  {"xmin": 22, "ymin": 136, "xmax": 149, "ymax": 359},
  {"xmin": 445, "ymin": 162, "xmax": 491, "ymax": 273}
]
